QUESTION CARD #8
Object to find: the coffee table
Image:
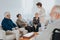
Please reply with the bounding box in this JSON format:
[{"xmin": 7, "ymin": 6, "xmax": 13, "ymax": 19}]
[{"xmin": 19, "ymin": 32, "xmax": 38, "ymax": 40}]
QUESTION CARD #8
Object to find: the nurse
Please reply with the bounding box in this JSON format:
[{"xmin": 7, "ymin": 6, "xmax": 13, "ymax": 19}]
[{"xmin": 36, "ymin": 2, "xmax": 47, "ymax": 31}]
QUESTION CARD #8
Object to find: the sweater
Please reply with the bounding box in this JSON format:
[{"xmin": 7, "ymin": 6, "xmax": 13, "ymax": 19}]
[{"xmin": 1, "ymin": 18, "xmax": 16, "ymax": 31}]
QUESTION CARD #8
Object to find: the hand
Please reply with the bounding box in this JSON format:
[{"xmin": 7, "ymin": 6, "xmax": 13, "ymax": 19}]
[
  {"xmin": 12, "ymin": 28, "xmax": 15, "ymax": 30},
  {"xmin": 15, "ymin": 27, "xmax": 19, "ymax": 30}
]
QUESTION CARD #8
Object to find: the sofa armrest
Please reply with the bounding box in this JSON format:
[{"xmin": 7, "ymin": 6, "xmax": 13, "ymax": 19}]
[{"xmin": 0, "ymin": 30, "xmax": 6, "ymax": 40}]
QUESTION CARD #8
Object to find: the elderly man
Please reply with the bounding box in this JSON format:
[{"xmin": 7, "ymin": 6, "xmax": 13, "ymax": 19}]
[
  {"xmin": 16, "ymin": 14, "xmax": 32, "ymax": 33},
  {"xmin": 16, "ymin": 14, "xmax": 26, "ymax": 28},
  {"xmin": 46, "ymin": 5, "xmax": 60, "ymax": 31},
  {"xmin": 45, "ymin": 5, "xmax": 60, "ymax": 40},
  {"xmin": 1, "ymin": 12, "xmax": 17, "ymax": 31}
]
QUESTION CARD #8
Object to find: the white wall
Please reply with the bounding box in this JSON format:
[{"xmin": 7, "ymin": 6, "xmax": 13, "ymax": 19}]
[
  {"xmin": 21, "ymin": 0, "xmax": 34, "ymax": 21},
  {"xmin": 0, "ymin": 0, "xmax": 22, "ymax": 25},
  {"xmin": 55, "ymin": 0, "xmax": 60, "ymax": 5}
]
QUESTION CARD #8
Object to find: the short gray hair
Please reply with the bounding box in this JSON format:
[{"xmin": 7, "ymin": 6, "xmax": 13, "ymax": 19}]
[{"xmin": 4, "ymin": 11, "xmax": 10, "ymax": 17}]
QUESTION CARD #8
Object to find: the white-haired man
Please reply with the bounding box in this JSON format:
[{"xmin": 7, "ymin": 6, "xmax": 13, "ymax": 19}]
[{"xmin": 1, "ymin": 12, "xmax": 17, "ymax": 31}]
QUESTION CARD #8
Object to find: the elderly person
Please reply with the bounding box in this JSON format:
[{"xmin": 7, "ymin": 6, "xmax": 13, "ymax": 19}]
[
  {"xmin": 1, "ymin": 12, "xmax": 17, "ymax": 31},
  {"xmin": 16, "ymin": 14, "xmax": 32, "ymax": 33},
  {"xmin": 16, "ymin": 14, "xmax": 26, "ymax": 28},
  {"xmin": 50, "ymin": 5, "xmax": 60, "ymax": 21},
  {"xmin": 35, "ymin": 5, "xmax": 60, "ymax": 40},
  {"xmin": 33, "ymin": 13, "xmax": 41, "ymax": 27},
  {"xmin": 45, "ymin": 5, "xmax": 60, "ymax": 40},
  {"xmin": 48, "ymin": 5, "xmax": 60, "ymax": 34}
]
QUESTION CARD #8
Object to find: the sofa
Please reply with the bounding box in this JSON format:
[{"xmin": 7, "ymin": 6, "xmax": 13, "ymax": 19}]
[
  {"xmin": 0, "ymin": 26, "xmax": 28, "ymax": 40},
  {"xmin": 0, "ymin": 26, "xmax": 16, "ymax": 40}
]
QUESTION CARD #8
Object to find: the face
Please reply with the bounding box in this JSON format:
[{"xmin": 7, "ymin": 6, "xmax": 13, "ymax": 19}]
[
  {"xmin": 50, "ymin": 13, "xmax": 57, "ymax": 21},
  {"xmin": 37, "ymin": 5, "xmax": 41, "ymax": 8},
  {"xmin": 7, "ymin": 14, "xmax": 11, "ymax": 19},
  {"xmin": 5, "ymin": 12, "xmax": 11, "ymax": 19},
  {"xmin": 18, "ymin": 15, "xmax": 22, "ymax": 19},
  {"xmin": 35, "ymin": 13, "xmax": 39, "ymax": 18}
]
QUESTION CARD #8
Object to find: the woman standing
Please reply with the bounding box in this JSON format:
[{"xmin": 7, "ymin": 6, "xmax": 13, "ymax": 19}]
[{"xmin": 36, "ymin": 2, "xmax": 47, "ymax": 31}]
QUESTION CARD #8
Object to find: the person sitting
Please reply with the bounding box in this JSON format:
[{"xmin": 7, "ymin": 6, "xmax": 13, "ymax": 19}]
[
  {"xmin": 1, "ymin": 12, "xmax": 17, "ymax": 31},
  {"xmin": 33, "ymin": 13, "xmax": 41, "ymax": 27},
  {"xmin": 16, "ymin": 14, "xmax": 32, "ymax": 33},
  {"xmin": 16, "ymin": 14, "xmax": 26, "ymax": 28}
]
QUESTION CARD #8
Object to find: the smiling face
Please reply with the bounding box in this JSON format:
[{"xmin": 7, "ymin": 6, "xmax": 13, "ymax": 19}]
[{"xmin": 7, "ymin": 14, "xmax": 11, "ymax": 19}]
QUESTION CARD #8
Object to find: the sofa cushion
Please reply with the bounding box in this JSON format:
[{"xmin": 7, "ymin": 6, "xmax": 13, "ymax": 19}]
[
  {"xmin": 6, "ymin": 34, "xmax": 16, "ymax": 40},
  {"xmin": 0, "ymin": 30, "xmax": 6, "ymax": 39}
]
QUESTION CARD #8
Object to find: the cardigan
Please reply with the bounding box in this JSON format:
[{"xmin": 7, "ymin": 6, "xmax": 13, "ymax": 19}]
[{"xmin": 1, "ymin": 18, "xmax": 16, "ymax": 31}]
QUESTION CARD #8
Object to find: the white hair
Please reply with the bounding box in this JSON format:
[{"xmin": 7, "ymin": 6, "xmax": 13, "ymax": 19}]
[{"xmin": 4, "ymin": 11, "xmax": 10, "ymax": 17}]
